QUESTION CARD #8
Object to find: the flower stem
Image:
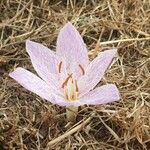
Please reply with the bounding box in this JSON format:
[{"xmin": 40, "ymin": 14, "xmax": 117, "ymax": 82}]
[{"xmin": 66, "ymin": 106, "xmax": 78, "ymax": 122}]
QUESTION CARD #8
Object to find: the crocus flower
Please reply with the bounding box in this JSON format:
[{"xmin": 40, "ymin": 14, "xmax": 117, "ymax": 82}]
[{"xmin": 9, "ymin": 22, "xmax": 120, "ymax": 106}]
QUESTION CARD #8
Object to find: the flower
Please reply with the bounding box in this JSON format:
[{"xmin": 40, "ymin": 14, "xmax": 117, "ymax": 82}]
[{"xmin": 9, "ymin": 22, "xmax": 120, "ymax": 106}]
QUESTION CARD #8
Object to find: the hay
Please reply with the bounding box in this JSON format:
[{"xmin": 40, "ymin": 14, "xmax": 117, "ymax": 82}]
[{"xmin": 0, "ymin": 0, "xmax": 150, "ymax": 149}]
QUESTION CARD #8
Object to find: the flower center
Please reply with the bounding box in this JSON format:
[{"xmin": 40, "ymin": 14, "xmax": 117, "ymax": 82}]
[
  {"xmin": 58, "ymin": 61, "xmax": 85, "ymax": 101},
  {"xmin": 61, "ymin": 74, "xmax": 79, "ymax": 101}
]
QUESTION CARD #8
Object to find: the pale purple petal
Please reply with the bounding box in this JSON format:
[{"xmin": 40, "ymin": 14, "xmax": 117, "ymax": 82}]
[
  {"xmin": 26, "ymin": 40, "xmax": 60, "ymax": 87},
  {"xmin": 56, "ymin": 84, "xmax": 120, "ymax": 106},
  {"xmin": 56, "ymin": 22, "xmax": 89, "ymax": 72},
  {"xmin": 68, "ymin": 61, "xmax": 83, "ymax": 80},
  {"xmin": 9, "ymin": 67, "xmax": 59, "ymax": 103},
  {"xmin": 9, "ymin": 68, "xmax": 80, "ymax": 106},
  {"xmin": 80, "ymin": 84, "xmax": 120, "ymax": 105},
  {"xmin": 78, "ymin": 49, "xmax": 118, "ymax": 95}
]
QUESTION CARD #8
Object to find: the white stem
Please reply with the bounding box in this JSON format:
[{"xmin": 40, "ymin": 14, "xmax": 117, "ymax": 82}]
[{"xmin": 66, "ymin": 106, "xmax": 78, "ymax": 122}]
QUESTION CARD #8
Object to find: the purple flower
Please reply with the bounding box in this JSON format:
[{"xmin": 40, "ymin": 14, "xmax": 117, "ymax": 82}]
[{"xmin": 9, "ymin": 22, "xmax": 120, "ymax": 106}]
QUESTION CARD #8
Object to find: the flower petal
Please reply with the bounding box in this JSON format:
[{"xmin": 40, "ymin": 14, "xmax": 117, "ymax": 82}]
[
  {"xmin": 9, "ymin": 67, "xmax": 59, "ymax": 104},
  {"xmin": 9, "ymin": 68, "xmax": 83, "ymax": 106},
  {"xmin": 81, "ymin": 84, "xmax": 120, "ymax": 105},
  {"xmin": 79, "ymin": 49, "xmax": 118, "ymax": 95},
  {"xmin": 69, "ymin": 61, "xmax": 83, "ymax": 79},
  {"xmin": 26, "ymin": 40, "xmax": 60, "ymax": 86},
  {"xmin": 56, "ymin": 22, "xmax": 89, "ymax": 71},
  {"xmin": 55, "ymin": 84, "xmax": 120, "ymax": 106}
]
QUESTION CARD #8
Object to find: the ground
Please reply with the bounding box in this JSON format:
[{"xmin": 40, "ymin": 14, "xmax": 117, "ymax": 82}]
[{"xmin": 0, "ymin": 0, "xmax": 150, "ymax": 149}]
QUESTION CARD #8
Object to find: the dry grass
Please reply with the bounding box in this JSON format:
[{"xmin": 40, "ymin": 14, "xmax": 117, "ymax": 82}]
[{"xmin": 0, "ymin": 0, "xmax": 150, "ymax": 149}]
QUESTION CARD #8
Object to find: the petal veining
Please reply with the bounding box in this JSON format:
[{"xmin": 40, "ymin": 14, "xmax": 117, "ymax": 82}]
[
  {"xmin": 78, "ymin": 49, "xmax": 118, "ymax": 95},
  {"xmin": 56, "ymin": 22, "xmax": 89, "ymax": 72}
]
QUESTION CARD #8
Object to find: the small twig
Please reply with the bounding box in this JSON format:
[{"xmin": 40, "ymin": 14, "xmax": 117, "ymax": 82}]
[
  {"xmin": 47, "ymin": 113, "xmax": 95, "ymax": 147},
  {"xmin": 88, "ymin": 37, "xmax": 150, "ymax": 56},
  {"xmin": 99, "ymin": 37, "xmax": 150, "ymax": 45},
  {"xmin": 9, "ymin": 30, "xmax": 34, "ymax": 40}
]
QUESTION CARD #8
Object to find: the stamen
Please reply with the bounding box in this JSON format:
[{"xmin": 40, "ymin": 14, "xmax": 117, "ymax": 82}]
[
  {"xmin": 79, "ymin": 64, "xmax": 85, "ymax": 75},
  {"xmin": 58, "ymin": 61, "xmax": 62, "ymax": 73},
  {"xmin": 65, "ymin": 90, "xmax": 69, "ymax": 100},
  {"xmin": 75, "ymin": 80, "xmax": 79, "ymax": 92},
  {"xmin": 62, "ymin": 74, "xmax": 72, "ymax": 88}
]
